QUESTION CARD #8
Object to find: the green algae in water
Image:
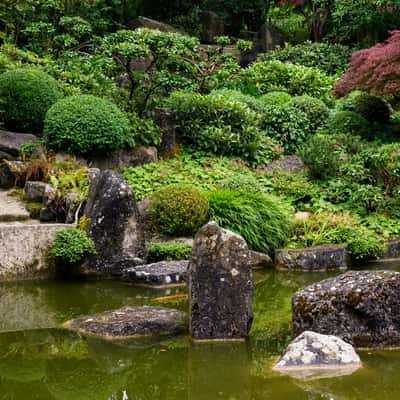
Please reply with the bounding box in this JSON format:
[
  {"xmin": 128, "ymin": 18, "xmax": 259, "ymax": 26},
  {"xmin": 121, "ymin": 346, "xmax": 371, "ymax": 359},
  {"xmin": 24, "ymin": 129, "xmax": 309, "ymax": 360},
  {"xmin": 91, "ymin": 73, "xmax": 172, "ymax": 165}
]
[{"xmin": 0, "ymin": 265, "xmax": 400, "ymax": 399}]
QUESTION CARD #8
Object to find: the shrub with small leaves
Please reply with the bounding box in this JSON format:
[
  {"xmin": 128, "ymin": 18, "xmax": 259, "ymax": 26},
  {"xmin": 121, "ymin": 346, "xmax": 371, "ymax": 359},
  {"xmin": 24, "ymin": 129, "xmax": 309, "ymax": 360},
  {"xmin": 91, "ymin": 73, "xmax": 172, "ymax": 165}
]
[
  {"xmin": 324, "ymin": 111, "xmax": 370, "ymax": 138},
  {"xmin": 147, "ymin": 184, "xmax": 209, "ymax": 236},
  {"xmin": 43, "ymin": 95, "xmax": 130, "ymax": 157},
  {"xmin": 259, "ymin": 91, "xmax": 292, "ymax": 106},
  {"xmin": 147, "ymin": 242, "xmax": 193, "ymax": 263},
  {"xmin": 49, "ymin": 228, "xmax": 95, "ymax": 264},
  {"xmin": 353, "ymin": 93, "xmax": 392, "ymax": 124},
  {"xmin": 0, "ymin": 68, "xmax": 63, "ymax": 133}
]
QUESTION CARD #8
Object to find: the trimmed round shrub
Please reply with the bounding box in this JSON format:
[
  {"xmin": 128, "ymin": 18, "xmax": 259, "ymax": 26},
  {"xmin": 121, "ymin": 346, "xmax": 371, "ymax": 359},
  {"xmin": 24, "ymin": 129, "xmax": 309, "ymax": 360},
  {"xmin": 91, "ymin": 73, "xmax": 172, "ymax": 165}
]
[
  {"xmin": 353, "ymin": 93, "xmax": 391, "ymax": 123},
  {"xmin": 289, "ymin": 95, "xmax": 330, "ymax": 132},
  {"xmin": 0, "ymin": 68, "xmax": 63, "ymax": 133},
  {"xmin": 43, "ymin": 95, "xmax": 130, "ymax": 156},
  {"xmin": 147, "ymin": 184, "xmax": 209, "ymax": 236},
  {"xmin": 208, "ymin": 189, "xmax": 291, "ymax": 254},
  {"xmin": 262, "ymin": 104, "xmax": 312, "ymax": 153},
  {"xmin": 259, "ymin": 91, "xmax": 292, "ymax": 106},
  {"xmin": 49, "ymin": 228, "xmax": 95, "ymax": 264},
  {"xmin": 325, "ymin": 111, "xmax": 370, "ymax": 138}
]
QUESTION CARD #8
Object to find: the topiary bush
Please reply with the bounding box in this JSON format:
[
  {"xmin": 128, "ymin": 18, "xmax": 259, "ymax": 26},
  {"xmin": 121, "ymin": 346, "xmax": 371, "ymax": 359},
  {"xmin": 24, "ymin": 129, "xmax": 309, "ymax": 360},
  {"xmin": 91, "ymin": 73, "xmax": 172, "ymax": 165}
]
[
  {"xmin": 0, "ymin": 68, "xmax": 63, "ymax": 133},
  {"xmin": 261, "ymin": 104, "xmax": 312, "ymax": 153},
  {"xmin": 289, "ymin": 95, "xmax": 330, "ymax": 132},
  {"xmin": 208, "ymin": 189, "xmax": 291, "ymax": 254},
  {"xmin": 147, "ymin": 241, "xmax": 193, "ymax": 263},
  {"xmin": 43, "ymin": 95, "xmax": 130, "ymax": 157},
  {"xmin": 147, "ymin": 184, "xmax": 209, "ymax": 236},
  {"xmin": 259, "ymin": 91, "xmax": 292, "ymax": 106},
  {"xmin": 49, "ymin": 228, "xmax": 95, "ymax": 264},
  {"xmin": 166, "ymin": 91, "xmax": 275, "ymax": 165},
  {"xmin": 324, "ymin": 110, "xmax": 370, "ymax": 138},
  {"xmin": 353, "ymin": 93, "xmax": 392, "ymax": 124}
]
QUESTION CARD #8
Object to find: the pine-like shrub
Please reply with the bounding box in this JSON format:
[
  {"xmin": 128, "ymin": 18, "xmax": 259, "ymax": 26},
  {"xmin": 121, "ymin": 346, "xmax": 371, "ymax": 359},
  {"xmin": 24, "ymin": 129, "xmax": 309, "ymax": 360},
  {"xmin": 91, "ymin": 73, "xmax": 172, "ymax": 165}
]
[
  {"xmin": 0, "ymin": 68, "xmax": 63, "ymax": 133},
  {"xmin": 43, "ymin": 95, "xmax": 130, "ymax": 157},
  {"xmin": 208, "ymin": 189, "xmax": 291, "ymax": 253},
  {"xmin": 147, "ymin": 184, "xmax": 209, "ymax": 236}
]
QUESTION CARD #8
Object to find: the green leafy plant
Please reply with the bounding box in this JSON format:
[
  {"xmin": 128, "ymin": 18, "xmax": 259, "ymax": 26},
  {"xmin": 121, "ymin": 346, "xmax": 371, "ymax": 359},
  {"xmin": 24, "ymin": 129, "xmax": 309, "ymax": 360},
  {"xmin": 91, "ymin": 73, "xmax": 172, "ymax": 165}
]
[
  {"xmin": 324, "ymin": 110, "xmax": 370, "ymax": 138},
  {"xmin": 43, "ymin": 95, "xmax": 130, "ymax": 157},
  {"xmin": 353, "ymin": 93, "xmax": 392, "ymax": 124},
  {"xmin": 0, "ymin": 67, "xmax": 63, "ymax": 133},
  {"xmin": 147, "ymin": 184, "xmax": 209, "ymax": 236},
  {"xmin": 49, "ymin": 228, "xmax": 95, "ymax": 264},
  {"xmin": 259, "ymin": 91, "xmax": 292, "ymax": 106},
  {"xmin": 208, "ymin": 189, "xmax": 291, "ymax": 254},
  {"xmin": 147, "ymin": 242, "xmax": 193, "ymax": 263}
]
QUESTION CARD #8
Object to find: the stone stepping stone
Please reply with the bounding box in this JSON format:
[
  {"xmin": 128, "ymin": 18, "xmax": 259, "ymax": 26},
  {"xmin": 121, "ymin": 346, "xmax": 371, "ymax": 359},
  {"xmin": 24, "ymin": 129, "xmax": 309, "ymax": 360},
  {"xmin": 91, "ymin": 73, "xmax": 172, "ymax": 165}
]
[
  {"xmin": 0, "ymin": 190, "xmax": 30, "ymax": 222},
  {"xmin": 122, "ymin": 260, "xmax": 189, "ymax": 287},
  {"xmin": 273, "ymin": 331, "xmax": 361, "ymax": 380},
  {"xmin": 63, "ymin": 306, "xmax": 187, "ymax": 340}
]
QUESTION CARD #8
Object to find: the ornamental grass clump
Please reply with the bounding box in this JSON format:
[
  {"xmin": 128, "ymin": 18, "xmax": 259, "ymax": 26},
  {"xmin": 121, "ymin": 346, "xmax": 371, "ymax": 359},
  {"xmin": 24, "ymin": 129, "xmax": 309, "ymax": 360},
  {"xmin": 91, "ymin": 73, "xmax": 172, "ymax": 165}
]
[
  {"xmin": 147, "ymin": 184, "xmax": 209, "ymax": 236},
  {"xmin": 208, "ymin": 189, "xmax": 291, "ymax": 254}
]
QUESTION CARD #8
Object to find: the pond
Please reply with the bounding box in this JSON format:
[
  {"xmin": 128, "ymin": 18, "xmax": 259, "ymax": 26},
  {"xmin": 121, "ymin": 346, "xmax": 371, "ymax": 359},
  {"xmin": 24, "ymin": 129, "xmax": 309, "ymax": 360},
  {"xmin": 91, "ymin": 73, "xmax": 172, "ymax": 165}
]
[{"xmin": 0, "ymin": 262, "xmax": 400, "ymax": 400}]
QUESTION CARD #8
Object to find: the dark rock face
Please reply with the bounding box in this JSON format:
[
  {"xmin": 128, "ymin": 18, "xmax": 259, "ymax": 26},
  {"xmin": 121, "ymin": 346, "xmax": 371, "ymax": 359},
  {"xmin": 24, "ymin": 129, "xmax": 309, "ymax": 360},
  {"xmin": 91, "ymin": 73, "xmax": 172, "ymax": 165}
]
[
  {"xmin": 200, "ymin": 11, "xmax": 224, "ymax": 44},
  {"xmin": 24, "ymin": 181, "xmax": 54, "ymax": 202},
  {"xmin": 154, "ymin": 108, "xmax": 177, "ymax": 159},
  {"xmin": 0, "ymin": 130, "xmax": 38, "ymax": 159},
  {"xmin": 83, "ymin": 170, "xmax": 146, "ymax": 276},
  {"xmin": 379, "ymin": 239, "xmax": 400, "ymax": 260},
  {"xmin": 64, "ymin": 306, "xmax": 187, "ymax": 339},
  {"xmin": 292, "ymin": 270, "xmax": 400, "ymax": 348},
  {"xmin": 189, "ymin": 222, "xmax": 253, "ymax": 341},
  {"xmin": 122, "ymin": 260, "xmax": 189, "ymax": 287},
  {"xmin": 248, "ymin": 250, "xmax": 273, "ymax": 269},
  {"xmin": 0, "ymin": 160, "xmax": 29, "ymax": 188},
  {"xmin": 273, "ymin": 331, "xmax": 361, "ymax": 380},
  {"xmin": 275, "ymin": 245, "xmax": 349, "ymax": 271},
  {"xmin": 91, "ymin": 146, "xmax": 157, "ymax": 170}
]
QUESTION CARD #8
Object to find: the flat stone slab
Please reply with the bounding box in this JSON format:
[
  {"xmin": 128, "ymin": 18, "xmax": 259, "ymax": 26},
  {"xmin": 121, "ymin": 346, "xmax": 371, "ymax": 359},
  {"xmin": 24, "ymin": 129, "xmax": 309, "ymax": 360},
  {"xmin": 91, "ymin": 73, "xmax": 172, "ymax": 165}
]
[
  {"xmin": 273, "ymin": 331, "xmax": 361, "ymax": 380},
  {"xmin": 275, "ymin": 245, "xmax": 349, "ymax": 271},
  {"xmin": 64, "ymin": 306, "xmax": 187, "ymax": 339},
  {"xmin": 292, "ymin": 270, "xmax": 400, "ymax": 348},
  {"xmin": 0, "ymin": 190, "xmax": 30, "ymax": 222},
  {"xmin": 122, "ymin": 261, "xmax": 189, "ymax": 287}
]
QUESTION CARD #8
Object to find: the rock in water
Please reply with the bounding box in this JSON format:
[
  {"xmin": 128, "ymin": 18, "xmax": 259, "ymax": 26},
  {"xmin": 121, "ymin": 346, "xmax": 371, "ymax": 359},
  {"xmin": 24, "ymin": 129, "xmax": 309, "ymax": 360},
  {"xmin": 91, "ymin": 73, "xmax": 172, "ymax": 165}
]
[
  {"xmin": 273, "ymin": 331, "xmax": 361, "ymax": 380},
  {"xmin": 64, "ymin": 306, "xmax": 187, "ymax": 339},
  {"xmin": 83, "ymin": 170, "xmax": 146, "ymax": 276},
  {"xmin": 189, "ymin": 222, "xmax": 253, "ymax": 341},
  {"xmin": 292, "ymin": 270, "xmax": 400, "ymax": 348}
]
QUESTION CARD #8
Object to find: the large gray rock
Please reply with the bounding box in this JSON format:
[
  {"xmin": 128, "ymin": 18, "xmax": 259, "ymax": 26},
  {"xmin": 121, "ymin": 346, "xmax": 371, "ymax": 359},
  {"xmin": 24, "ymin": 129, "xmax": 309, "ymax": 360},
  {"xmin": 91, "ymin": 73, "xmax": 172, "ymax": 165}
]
[
  {"xmin": 275, "ymin": 245, "xmax": 349, "ymax": 271},
  {"xmin": 200, "ymin": 11, "xmax": 224, "ymax": 44},
  {"xmin": 122, "ymin": 260, "xmax": 189, "ymax": 287},
  {"xmin": 0, "ymin": 189, "xmax": 30, "ymax": 222},
  {"xmin": 263, "ymin": 155, "xmax": 305, "ymax": 173},
  {"xmin": 91, "ymin": 146, "xmax": 157, "ymax": 170},
  {"xmin": 189, "ymin": 222, "xmax": 253, "ymax": 341},
  {"xmin": 64, "ymin": 306, "xmax": 187, "ymax": 339},
  {"xmin": 0, "ymin": 129, "xmax": 38, "ymax": 159},
  {"xmin": 0, "ymin": 160, "xmax": 29, "ymax": 188},
  {"xmin": 154, "ymin": 108, "xmax": 176, "ymax": 159},
  {"xmin": 379, "ymin": 238, "xmax": 400, "ymax": 260},
  {"xmin": 24, "ymin": 181, "xmax": 55, "ymax": 203},
  {"xmin": 248, "ymin": 250, "xmax": 273, "ymax": 269},
  {"xmin": 273, "ymin": 331, "xmax": 361, "ymax": 380},
  {"xmin": 82, "ymin": 170, "xmax": 146, "ymax": 276},
  {"xmin": 292, "ymin": 270, "xmax": 400, "ymax": 348}
]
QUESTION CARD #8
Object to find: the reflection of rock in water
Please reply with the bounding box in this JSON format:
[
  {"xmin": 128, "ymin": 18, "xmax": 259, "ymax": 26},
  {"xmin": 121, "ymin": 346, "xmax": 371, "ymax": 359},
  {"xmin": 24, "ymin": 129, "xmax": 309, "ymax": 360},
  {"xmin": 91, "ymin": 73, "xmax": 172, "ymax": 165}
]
[
  {"xmin": 189, "ymin": 343, "xmax": 251, "ymax": 400},
  {"xmin": 0, "ymin": 283, "xmax": 57, "ymax": 332}
]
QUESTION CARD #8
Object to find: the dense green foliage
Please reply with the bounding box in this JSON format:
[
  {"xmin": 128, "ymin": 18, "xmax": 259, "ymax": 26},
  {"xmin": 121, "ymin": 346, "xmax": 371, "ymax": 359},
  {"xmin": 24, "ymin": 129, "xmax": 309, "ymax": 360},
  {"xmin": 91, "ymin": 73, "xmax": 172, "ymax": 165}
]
[
  {"xmin": 147, "ymin": 242, "xmax": 193, "ymax": 263},
  {"xmin": 259, "ymin": 91, "xmax": 292, "ymax": 106},
  {"xmin": 43, "ymin": 95, "xmax": 130, "ymax": 156},
  {"xmin": 261, "ymin": 42, "xmax": 352, "ymax": 75},
  {"xmin": 353, "ymin": 93, "xmax": 392, "ymax": 124},
  {"xmin": 324, "ymin": 110, "xmax": 370, "ymax": 138},
  {"xmin": 49, "ymin": 228, "xmax": 95, "ymax": 264},
  {"xmin": 147, "ymin": 184, "xmax": 209, "ymax": 236},
  {"xmin": 0, "ymin": 68, "xmax": 63, "ymax": 133},
  {"xmin": 208, "ymin": 189, "xmax": 291, "ymax": 253}
]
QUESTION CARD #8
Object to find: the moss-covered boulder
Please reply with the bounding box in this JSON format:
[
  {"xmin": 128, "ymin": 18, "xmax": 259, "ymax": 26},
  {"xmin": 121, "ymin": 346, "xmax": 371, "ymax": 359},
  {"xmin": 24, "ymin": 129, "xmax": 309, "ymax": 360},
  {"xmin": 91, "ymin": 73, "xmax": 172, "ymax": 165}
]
[{"xmin": 292, "ymin": 270, "xmax": 400, "ymax": 348}]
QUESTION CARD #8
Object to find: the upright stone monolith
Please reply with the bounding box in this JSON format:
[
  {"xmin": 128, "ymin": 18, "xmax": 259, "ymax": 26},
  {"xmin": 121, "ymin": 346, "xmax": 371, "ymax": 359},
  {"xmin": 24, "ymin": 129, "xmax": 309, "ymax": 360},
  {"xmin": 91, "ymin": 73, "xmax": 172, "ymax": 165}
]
[
  {"xmin": 82, "ymin": 169, "xmax": 146, "ymax": 277},
  {"xmin": 154, "ymin": 108, "xmax": 177, "ymax": 159},
  {"xmin": 189, "ymin": 222, "xmax": 253, "ymax": 341}
]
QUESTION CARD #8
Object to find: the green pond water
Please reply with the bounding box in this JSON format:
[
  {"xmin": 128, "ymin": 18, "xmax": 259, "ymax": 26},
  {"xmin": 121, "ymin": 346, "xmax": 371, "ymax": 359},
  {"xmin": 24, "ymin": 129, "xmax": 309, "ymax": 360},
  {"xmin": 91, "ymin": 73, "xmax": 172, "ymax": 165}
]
[{"xmin": 1, "ymin": 263, "xmax": 400, "ymax": 400}]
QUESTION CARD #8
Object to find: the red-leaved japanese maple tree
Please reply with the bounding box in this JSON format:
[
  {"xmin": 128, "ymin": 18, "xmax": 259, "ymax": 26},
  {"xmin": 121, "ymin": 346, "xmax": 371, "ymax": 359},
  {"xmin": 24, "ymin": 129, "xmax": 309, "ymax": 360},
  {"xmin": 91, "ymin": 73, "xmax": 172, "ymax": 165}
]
[{"xmin": 334, "ymin": 30, "xmax": 400, "ymax": 98}]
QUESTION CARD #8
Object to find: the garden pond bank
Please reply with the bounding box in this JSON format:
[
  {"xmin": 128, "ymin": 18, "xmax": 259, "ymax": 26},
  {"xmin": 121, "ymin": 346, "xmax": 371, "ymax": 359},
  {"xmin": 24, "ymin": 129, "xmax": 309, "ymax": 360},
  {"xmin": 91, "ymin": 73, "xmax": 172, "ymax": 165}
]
[{"xmin": 0, "ymin": 262, "xmax": 400, "ymax": 399}]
